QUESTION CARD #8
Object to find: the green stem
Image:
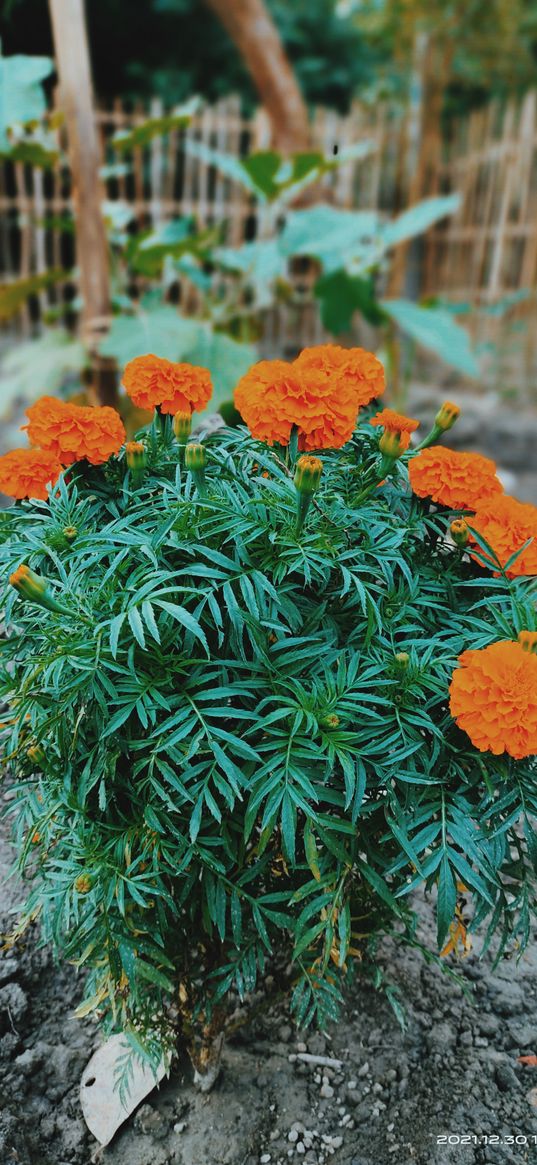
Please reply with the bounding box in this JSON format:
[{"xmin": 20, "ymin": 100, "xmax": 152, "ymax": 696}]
[
  {"xmin": 414, "ymin": 423, "xmax": 443, "ymax": 452},
  {"xmin": 295, "ymin": 492, "xmax": 312, "ymax": 534},
  {"xmin": 192, "ymin": 469, "xmax": 207, "ymax": 498}
]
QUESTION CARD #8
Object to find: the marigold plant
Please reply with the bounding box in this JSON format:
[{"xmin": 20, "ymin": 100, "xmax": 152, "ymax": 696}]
[{"xmin": 1, "ymin": 350, "xmax": 537, "ymax": 1090}]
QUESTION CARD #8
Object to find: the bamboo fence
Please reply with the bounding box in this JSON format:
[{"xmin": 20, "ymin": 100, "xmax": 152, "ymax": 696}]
[
  {"xmin": 423, "ymin": 91, "xmax": 537, "ymax": 389},
  {"xmin": 1, "ymin": 92, "xmax": 536, "ymax": 382}
]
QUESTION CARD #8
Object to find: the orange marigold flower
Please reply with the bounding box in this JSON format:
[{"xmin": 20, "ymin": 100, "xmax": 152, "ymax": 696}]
[
  {"xmin": 0, "ymin": 448, "xmax": 64, "ymax": 501},
  {"xmin": 24, "ymin": 396, "xmax": 126, "ymax": 466},
  {"xmin": 408, "ymin": 446, "xmax": 503, "ymax": 510},
  {"xmin": 295, "ymin": 343, "xmax": 386, "ymax": 407},
  {"xmin": 449, "ymin": 638, "xmax": 537, "ymax": 759},
  {"xmin": 234, "ymin": 349, "xmax": 378, "ymax": 450},
  {"xmin": 122, "ymin": 354, "xmax": 212, "ymax": 415},
  {"xmin": 370, "ymin": 408, "xmax": 419, "ymax": 452},
  {"xmin": 468, "ymin": 494, "xmax": 537, "ymax": 577}
]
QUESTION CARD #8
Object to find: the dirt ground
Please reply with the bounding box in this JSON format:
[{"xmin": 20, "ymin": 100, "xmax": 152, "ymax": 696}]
[{"xmin": 3, "ymin": 799, "xmax": 537, "ymax": 1165}]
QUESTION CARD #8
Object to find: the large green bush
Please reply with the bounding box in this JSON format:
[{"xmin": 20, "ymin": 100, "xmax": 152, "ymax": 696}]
[{"xmin": 1, "ymin": 370, "xmax": 537, "ymax": 1089}]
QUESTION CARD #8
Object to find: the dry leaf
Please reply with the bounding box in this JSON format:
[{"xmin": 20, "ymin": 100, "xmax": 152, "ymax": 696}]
[{"xmin": 80, "ymin": 1034, "xmax": 166, "ymax": 1146}]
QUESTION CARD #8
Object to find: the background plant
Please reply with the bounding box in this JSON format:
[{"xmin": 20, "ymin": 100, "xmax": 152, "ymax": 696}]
[{"xmin": 0, "ymin": 59, "xmax": 479, "ymax": 426}]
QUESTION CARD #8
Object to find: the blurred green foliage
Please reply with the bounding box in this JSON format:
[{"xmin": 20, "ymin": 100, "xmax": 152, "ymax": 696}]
[
  {"xmin": 352, "ymin": 0, "xmax": 537, "ymax": 119},
  {"xmin": 3, "ymin": 0, "xmax": 536, "ymax": 118},
  {"xmin": 2, "ymin": 0, "xmax": 379, "ymax": 113}
]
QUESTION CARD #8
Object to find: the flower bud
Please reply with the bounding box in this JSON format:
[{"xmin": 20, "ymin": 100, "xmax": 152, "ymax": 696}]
[
  {"xmin": 394, "ymin": 651, "xmax": 410, "ymax": 668},
  {"xmin": 27, "ymin": 744, "xmax": 45, "ymax": 766},
  {"xmin": 320, "ymin": 713, "xmax": 340, "ymax": 729},
  {"xmin": 173, "ymin": 411, "xmax": 192, "ymax": 444},
  {"xmin": 518, "ymin": 630, "xmax": 537, "ymax": 655},
  {"xmin": 10, "ymin": 564, "xmax": 48, "ymax": 602},
  {"xmin": 185, "ymin": 442, "xmax": 207, "ymax": 497},
  {"xmin": 9, "ymin": 564, "xmax": 70, "ymax": 615},
  {"xmin": 294, "ymin": 456, "xmax": 323, "ymax": 534},
  {"xmin": 294, "ymin": 455, "xmax": 323, "ymax": 496},
  {"xmin": 125, "ymin": 440, "xmax": 147, "ymax": 473},
  {"xmin": 185, "ymin": 442, "xmax": 207, "ymax": 472},
  {"xmin": 62, "ymin": 525, "xmax": 78, "ymax": 543},
  {"xmin": 435, "ymin": 401, "xmax": 460, "ymax": 433},
  {"xmin": 378, "ymin": 430, "xmax": 405, "ymax": 460},
  {"xmin": 415, "ymin": 400, "xmax": 462, "ymax": 452},
  {"xmin": 450, "ymin": 518, "xmax": 469, "ymax": 547},
  {"xmin": 75, "ymin": 875, "xmax": 92, "ymax": 894}
]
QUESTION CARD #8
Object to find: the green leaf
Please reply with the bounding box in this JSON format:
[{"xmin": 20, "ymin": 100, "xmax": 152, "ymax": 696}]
[
  {"xmin": 129, "ymin": 218, "xmax": 221, "ymax": 277},
  {"xmin": 141, "ymin": 601, "xmax": 160, "ymax": 644},
  {"xmin": 211, "ymin": 728, "xmax": 260, "ymax": 761},
  {"xmin": 141, "ymin": 218, "xmax": 191, "ymax": 251},
  {"xmin": 111, "ymin": 97, "xmax": 200, "ymax": 151},
  {"xmin": 231, "ymin": 891, "xmax": 242, "ymax": 946},
  {"xmin": 338, "ymin": 901, "xmax": 351, "ymax": 967},
  {"xmin": 102, "ymin": 702, "xmax": 137, "ymax": 737},
  {"xmin": 436, "ymin": 856, "xmax": 457, "ymax": 948},
  {"xmin": 380, "ymin": 299, "xmax": 479, "ymax": 377},
  {"xmin": 1, "ymin": 330, "xmax": 86, "ymax": 418},
  {"xmin": 304, "ymin": 818, "xmax": 321, "ymax": 881},
  {"xmin": 450, "ymin": 852, "xmax": 496, "ymax": 906},
  {"xmin": 325, "ymin": 141, "xmax": 376, "ymax": 169},
  {"xmin": 6, "ymin": 135, "xmax": 59, "ymax": 167},
  {"xmin": 109, "ymin": 612, "xmax": 126, "ymax": 659},
  {"xmin": 280, "ymin": 206, "xmax": 380, "ymax": 273},
  {"xmin": 183, "ymin": 327, "xmax": 258, "ymax": 413},
  {"xmin": 0, "ymin": 270, "xmax": 67, "ymax": 323},
  {"xmin": 281, "ymin": 793, "xmax": 296, "ymax": 864},
  {"xmin": 0, "ymin": 54, "xmax": 53, "ymax": 152},
  {"xmin": 154, "ymin": 601, "xmax": 209, "ymax": 655},
  {"xmin": 128, "ymin": 607, "xmax": 146, "ymax": 649},
  {"xmin": 240, "ymin": 151, "xmax": 282, "ymax": 199},
  {"xmin": 136, "ymin": 960, "xmax": 175, "ymax": 992},
  {"xmin": 357, "ymin": 859, "xmax": 401, "ymax": 914},
  {"xmin": 214, "ymin": 239, "xmax": 286, "ymax": 308},
  {"xmin": 383, "ymin": 195, "xmax": 461, "ymax": 248},
  {"xmin": 183, "ymin": 139, "xmax": 255, "ymax": 190},
  {"xmin": 315, "ymin": 271, "xmax": 388, "ymax": 334},
  {"xmin": 189, "ymin": 795, "xmax": 203, "ymax": 842},
  {"xmin": 99, "ymin": 305, "xmax": 203, "ymax": 366}
]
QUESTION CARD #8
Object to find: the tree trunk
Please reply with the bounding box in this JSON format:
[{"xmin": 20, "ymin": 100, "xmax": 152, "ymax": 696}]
[
  {"xmin": 48, "ymin": 0, "xmax": 117, "ymax": 407},
  {"xmin": 203, "ymin": 0, "xmax": 310, "ymax": 154}
]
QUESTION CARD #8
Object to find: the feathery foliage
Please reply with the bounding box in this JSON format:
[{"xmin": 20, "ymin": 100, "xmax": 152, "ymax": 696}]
[{"xmin": 1, "ymin": 406, "xmax": 537, "ymax": 1071}]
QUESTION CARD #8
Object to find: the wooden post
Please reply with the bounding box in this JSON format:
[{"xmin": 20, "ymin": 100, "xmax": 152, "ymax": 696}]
[{"xmin": 48, "ymin": 0, "xmax": 117, "ymax": 406}]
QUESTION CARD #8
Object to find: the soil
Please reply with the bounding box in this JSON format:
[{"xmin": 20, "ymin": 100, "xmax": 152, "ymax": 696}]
[{"xmin": 3, "ymin": 800, "xmax": 537, "ymax": 1165}]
